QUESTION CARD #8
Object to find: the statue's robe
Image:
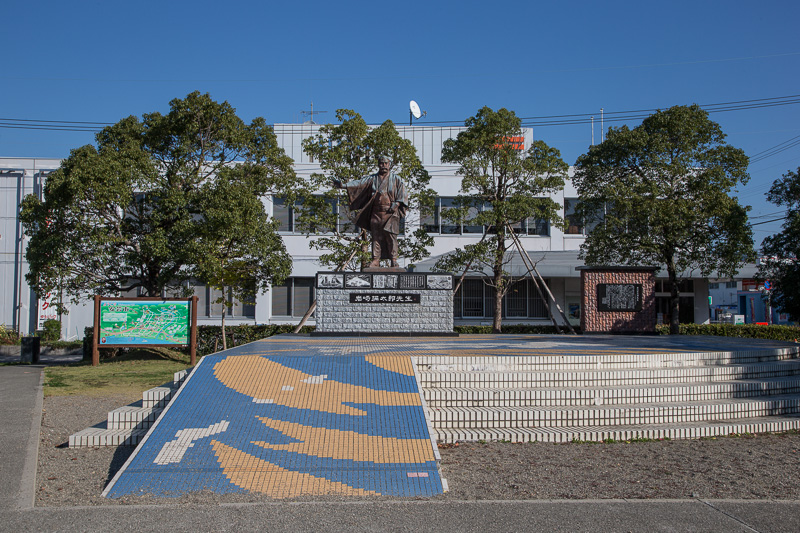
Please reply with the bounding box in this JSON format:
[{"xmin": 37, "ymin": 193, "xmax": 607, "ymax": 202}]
[{"xmin": 342, "ymin": 172, "xmax": 408, "ymax": 235}]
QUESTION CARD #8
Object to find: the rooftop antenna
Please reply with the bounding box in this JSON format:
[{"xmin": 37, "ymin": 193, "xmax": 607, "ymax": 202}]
[
  {"xmin": 409, "ymin": 100, "xmax": 427, "ymax": 125},
  {"xmin": 301, "ymin": 101, "xmax": 327, "ymax": 124}
]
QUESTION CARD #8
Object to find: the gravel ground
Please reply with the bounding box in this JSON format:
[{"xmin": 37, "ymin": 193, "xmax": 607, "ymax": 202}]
[{"xmin": 36, "ymin": 395, "xmax": 800, "ymax": 506}]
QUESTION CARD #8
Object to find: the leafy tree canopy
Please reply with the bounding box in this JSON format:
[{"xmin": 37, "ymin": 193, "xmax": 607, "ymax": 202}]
[
  {"xmin": 573, "ymin": 104, "xmax": 755, "ymax": 333},
  {"xmin": 758, "ymin": 167, "xmax": 800, "ymax": 320},
  {"xmin": 435, "ymin": 106, "xmax": 568, "ymax": 332},
  {"xmin": 300, "ymin": 109, "xmax": 435, "ymax": 270},
  {"xmin": 20, "ymin": 92, "xmax": 297, "ymax": 311}
]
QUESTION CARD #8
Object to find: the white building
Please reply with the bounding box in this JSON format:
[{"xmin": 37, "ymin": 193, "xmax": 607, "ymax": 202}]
[{"xmin": 1, "ymin": 124, "xmax": 716, "ymax": 339}]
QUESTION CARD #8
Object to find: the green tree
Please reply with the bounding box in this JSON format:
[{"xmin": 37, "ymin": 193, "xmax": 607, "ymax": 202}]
[
  {"xmin": 435, "ymin": 106, "xmax": 568, "ymax": 333},
  {"xmin": 573, "ymin": 104, "xmax": 755, "ymax": 334},
  {"xmin": 194, "ymin": 173, "xmax": 292, "ymax": 349},
  {"xmin": 300, "ymin": 109, "xmax": 435, "ymax": 270},
  {"xmin": 20, "ymin": 92, "xmax": 297, "ymax": 313},
  {"xmin": 758, "ymin": 167, "xmax": 800, "ymax": 321}
]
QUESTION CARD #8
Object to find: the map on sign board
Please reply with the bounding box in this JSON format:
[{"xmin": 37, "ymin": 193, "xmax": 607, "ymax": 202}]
[{"xmin": 99, "ymin": 300, "xmax": 190, "ymax": 345}]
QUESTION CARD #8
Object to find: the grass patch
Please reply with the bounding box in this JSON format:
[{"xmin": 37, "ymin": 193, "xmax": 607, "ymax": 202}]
[{"xmin": 44, "ymin": 347, "xmax": 192, "ymax": 397}]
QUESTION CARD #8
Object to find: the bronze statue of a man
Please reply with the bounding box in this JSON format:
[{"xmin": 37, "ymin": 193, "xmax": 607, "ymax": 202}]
[{"xmin": 333, "ymin": 155, "xmax": 408, "ymax": 268}]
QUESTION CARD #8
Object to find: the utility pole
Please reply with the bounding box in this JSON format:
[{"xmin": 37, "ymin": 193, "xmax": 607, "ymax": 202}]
[{"xmin": 600, "ymin": 108, "xmax": 604, "ymax": 142}]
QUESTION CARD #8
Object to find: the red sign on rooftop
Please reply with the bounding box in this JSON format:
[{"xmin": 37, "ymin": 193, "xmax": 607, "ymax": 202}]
[{"xmin": 494, "ymin": 136, "xmax": 525, "ymax": 151}]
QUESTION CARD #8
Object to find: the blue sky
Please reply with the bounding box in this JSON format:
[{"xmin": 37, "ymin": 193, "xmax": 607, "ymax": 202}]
[{"xmin": 3, "ymin": 0, "xmax": 798, "ymax": 245}]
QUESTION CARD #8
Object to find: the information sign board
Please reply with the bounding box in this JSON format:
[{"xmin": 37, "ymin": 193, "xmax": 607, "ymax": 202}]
[
  {"xmin": 99, "ymin": 300, "xmax": 190, "ymax": 345},
  {"xmin": 92, "ymin": 296, "xmax": 198, "ymax": 366}
]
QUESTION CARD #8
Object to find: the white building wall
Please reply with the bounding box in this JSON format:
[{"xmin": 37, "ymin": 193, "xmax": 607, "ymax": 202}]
[{"xmin": 0, "ymin": 158, "xmax": 60, "ymax": 335}]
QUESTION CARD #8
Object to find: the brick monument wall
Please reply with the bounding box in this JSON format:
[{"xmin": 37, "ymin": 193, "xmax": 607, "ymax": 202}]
[{"xmin": 578, "ymin": 266, "xmax": 658, "ymax": 334}]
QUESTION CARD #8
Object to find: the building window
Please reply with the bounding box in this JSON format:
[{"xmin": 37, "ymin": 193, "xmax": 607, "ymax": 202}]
[
  {"xmin": 442, "ymin": 197, "xmax": 471, "ymax": 234},
  {"xmin": 709, "ymin": 282, "xmax": 719, "ymax": 289},
  {"xmin": 656, "ymin": 279, "xmax": 694, "ymax": 293},
  {"xmin": 656, "ymin": 296, "xmax": 695, "ymax": 324},
  {"xmin": 524, "ymin": 217, "xmax": 550, "ymax": 236},
  {"xmin": 564, "ymin": 198, "xmax": 606, "ymax": 235},
  {"xmin": 273, "ymin": 196, "xmax": 295, "ymax": 232},
  {"xmin": 271, "ymin": 277, "xmax": 315, "ymax": 318},
  {"xmin": 423, "ymin": 196, "xmax": 549, "ymax": 236},
  {"xmin": 275, "ymin": 196, "xmax": 370, "ymax": 235},
  {"xmin": 725, "ymin": 281, "xmax": 737, "ymax": 289},
  {"xmin": 423, "ymin": 197, "xmax": 485, "ymax": 234},
  {"xmin": 564, "ymin": 198, "xmax": 584, "ymax": 235},
  {"xmin": 190, "ymin": 283, "xmax": 255, "ymax": 318},
  {"xmin": 274, "ymin": 196, "xmax": 337, "ymax": 234},
  {"xmin": 453, "ymin": 278, "xmax": 548, "ymax": 319}
]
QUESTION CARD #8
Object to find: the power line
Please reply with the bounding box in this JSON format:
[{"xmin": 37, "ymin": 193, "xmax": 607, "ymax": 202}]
[
  {"xmin": 3, "ymin": 94, "xmax": 800, "ymax": 143},
  {"xmin": 751, "ymin": 216, "xmax": 789, "ymax": 226},
  {"xmin": 749, "ymin": 135, "xmax": 800, "ymax": 164},
  {"xmin": 0, "ymin": 117, "xmax": 113, "ymax": 125},
  {"xmin": 750, "ymin": 211, "xmax": 787, "ymax": 219}
]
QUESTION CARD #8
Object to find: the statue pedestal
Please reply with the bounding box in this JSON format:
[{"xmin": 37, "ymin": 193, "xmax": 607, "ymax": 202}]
[{"xmin": 312, "ymin": 271, "xmax": 457, "ymax": 336}]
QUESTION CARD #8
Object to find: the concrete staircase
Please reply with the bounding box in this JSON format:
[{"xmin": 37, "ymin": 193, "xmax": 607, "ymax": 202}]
[
  {"xmin": 69, "ymin": 369, "xmax": 190, "ymax": 447},
  {"xmin": 416, "ymin": 345, "xmax": 800, "ymax": 443}
]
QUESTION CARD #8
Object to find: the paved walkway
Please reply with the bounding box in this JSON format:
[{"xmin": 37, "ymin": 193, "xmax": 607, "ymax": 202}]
[
  {"xmin": 104, "ymin": 337, "xmax": 446, "ymax": 499},
  {"xmin": 104, "ymin": 334, "xmax": 799, "ymax": 500},
  {"xmin": 0, "ymin": 350, "xmax": 82, "ymax": 365}
]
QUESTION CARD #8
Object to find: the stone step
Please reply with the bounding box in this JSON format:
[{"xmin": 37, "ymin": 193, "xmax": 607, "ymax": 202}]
[
  {"xmin": 142, "ymin": 384, "xmax": 179, "ymax": 408},
  {"xmin": 429, "ymin": 395, "xmax": 800, "ymax": 429},
  {"xmin": 417, "ymin": 361, "xmax": 800, "ymax": 388},
  {"xmin": 416, "ymin": 347, "xmax": 800, "ymax": 372},
  {"xmin": 173, "ymin": 369, "xmax": 190, "ymax": 385},
  {"xmin": 68, "ymin": 426, "xmax": 148, "ymax": 447},
  {"xmin": 107, "ymin": 405, "xmax": 162, "ymax": 430},
  {"xmin": 433, "ymin": 414, "xmax": 800, "ymax": 443},
  {"xmin": 69, "ymin": 367, "xmax": 193, "ymax": 448},
  {"xmin": 424, "ymin": 377, "xmax": 800, "ymax": 407}
]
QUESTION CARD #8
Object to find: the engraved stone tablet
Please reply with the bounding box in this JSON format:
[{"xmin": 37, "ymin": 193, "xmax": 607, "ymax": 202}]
[
  {"xmin": 345, "ymin": 273, "xmax": 372, "ymax": 288},
  {"xmin": 398, "ymin": 274, "xmax": 426, "ymax": 289},
  {"xmin": 427, "ymin": 275, "xmax": 452, "ymax": 290},
  {"xmin": 597, "ymin": 284, "xmax": 643, "ymax": 312},
  {"xmin": 373, "ymin": 274, "xmax": 398, "ymax": 289},
  {"xmin": 317, "ymin": 273, "xmax": 344, "ymax": 288}
]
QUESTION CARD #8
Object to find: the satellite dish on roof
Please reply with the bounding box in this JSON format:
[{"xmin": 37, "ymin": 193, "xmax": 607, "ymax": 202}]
[
  {"xmin": 409, "ymin": 100, "xmax": 426, "ymax": 125},
  {"xmin": 410, "ymin": 100, "xmax": 422, "ymax": 119}
]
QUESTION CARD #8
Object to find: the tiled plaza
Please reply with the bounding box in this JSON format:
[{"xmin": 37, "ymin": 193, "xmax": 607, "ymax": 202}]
[{"xmin": 103, "ymin": 334, "xmax": 798, "ymax": 499}]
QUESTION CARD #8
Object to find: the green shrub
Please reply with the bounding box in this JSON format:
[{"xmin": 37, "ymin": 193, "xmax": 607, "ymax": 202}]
[
  {"xmin": 40, "ymin": 319, "xmax": 62, "ymax": 342},
  {"xmin": 656, "ymin": 323, "xmax": 800, "ymax": 342},
  {"xmin": 0, "ymin": 325, "xmax": 20, "ymax": 345},
  {"xmin": 195, "ymin": 324, "xmax": 314, "ymax": 356},
  {"xmin": 454, "ymin": 324, "xmax": 571, "ymax": 334},
  {"xmin": 84, "ymin": 324, "xmax": 316, "ymax": 358},
  {"xmin": 43, "ymin": 340, "xmax": 83, "ymax": 350}
]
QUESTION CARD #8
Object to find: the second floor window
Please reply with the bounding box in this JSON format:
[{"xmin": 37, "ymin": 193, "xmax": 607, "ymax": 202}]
[{"xmin": 422, "ymin": 197, "xmax": 549, "ymax": 236}]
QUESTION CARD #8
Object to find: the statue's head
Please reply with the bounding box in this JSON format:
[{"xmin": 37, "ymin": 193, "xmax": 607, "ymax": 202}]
[{"xmin": 377, "ymin": 154, "xmax": 393, "ymax": 166}]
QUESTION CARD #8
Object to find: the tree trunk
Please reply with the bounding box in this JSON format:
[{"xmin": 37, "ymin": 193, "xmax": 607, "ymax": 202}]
[
  {"xmin": 492, "ymin": 233, "xmax": 505, "ymax": 334},
  {"xmin": 493, "ymin": 274, "xmax": 503, "ymax": 333},
  {"xmin": 668, "ymin": 262, "xmax": 680, "ymax": 335},
  {"xmin": 221, "ymin": 308, "xmax": 227, "ymax": 351}
]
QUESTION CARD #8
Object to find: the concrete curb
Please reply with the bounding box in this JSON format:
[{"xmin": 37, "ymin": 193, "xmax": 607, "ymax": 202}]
[{"xmin": 17, "ymin": 367, "xmax": 44, "ymax": 510}]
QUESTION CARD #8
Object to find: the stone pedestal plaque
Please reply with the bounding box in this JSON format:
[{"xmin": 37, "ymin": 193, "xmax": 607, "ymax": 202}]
[{"xmin": 313, "ymin": 272, "xmax": 456, "ymax": 336}]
